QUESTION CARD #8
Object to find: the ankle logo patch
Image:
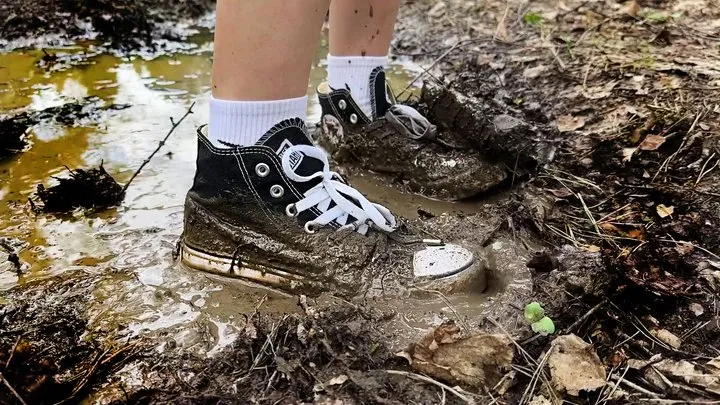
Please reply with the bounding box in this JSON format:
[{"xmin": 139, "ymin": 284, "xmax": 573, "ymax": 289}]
[{"xmin": 276, "ymin": 139, "xmax": 304, "ymax": 171}]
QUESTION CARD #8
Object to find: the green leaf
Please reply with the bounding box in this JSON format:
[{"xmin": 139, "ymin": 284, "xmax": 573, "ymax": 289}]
[
  {"xmin": 646, "ymin": 11, "xmax": 668, "ymax": 22},
  {"xmin": 523, "ymin": 12, "xmax": 544, "ymax": 26},
  {"xmin": 524, "ymin": 302, "xmax": 545, "ymax": 323},
  {"xmin": 531, "ymin": 317, "xmax": 556, "ymax": 335}
]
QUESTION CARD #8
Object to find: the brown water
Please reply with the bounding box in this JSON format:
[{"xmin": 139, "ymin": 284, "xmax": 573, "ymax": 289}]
[{"xmin": 0, "ymin": 30, "xmax": 522, "ymax": 355}]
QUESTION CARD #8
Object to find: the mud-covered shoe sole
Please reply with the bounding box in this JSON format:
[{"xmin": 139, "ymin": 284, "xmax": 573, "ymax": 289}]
[{"xmin": 180, "ymin": 242, "xmax": 309, "ymax": 290}]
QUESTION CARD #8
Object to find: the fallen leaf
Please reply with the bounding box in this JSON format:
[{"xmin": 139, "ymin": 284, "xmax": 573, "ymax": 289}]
[
  {"xmin": 547, "ymin": 188, "xmax": 574, "ymax": 198},
  {"xmin": 653, "ymin": 359, "xmax": 720, "ymax": 395},
  {"xmin": 600, "ymin": 222, "xmax": 621, "ymax": 234},
  {"xmin": 583, "ymin": 81, "xmax": 617, "ymax": 99},
  {"xmin": 690, "ymin": 303, "xmax": 704, "ymax": 316},
  {"xmin": 529, "ymin": 395, "xmax": 552, "ymax": 405},
  {"xmin": 651, "ymin": 328, "xmax": 682, "ymax": 349},
  {"xmin": 639, "ymin": 134, "xmax": 667, "ymax": 150},
  {"xmin": 626, "ymin": 228, "xmax": 647, "ymax": 241},
  {"xmin": 556, "ymin": 114, "xmax": 587, "ymax": 132},
  {"xmin": 656, "ymin": 204, "xmax": 674, "ymax": 218},
  {"xmin": 622, "ymin": 147, "xmax": 637, "ymax": 162},
  {"xmin": 428, "ymin": 1, "xmax": 446, "ymax": 18},
  {"xmin": 327, "ymin": 375, "xmax": 349, "ymax": 386},
  {"xmin": 626, "ymin": 0, "xmax": 640, "ymax": 17},
  {"xmin": 548, "ymin": 334, "xmax": 607, "ymax": 396},
  {"xmin": 523, "ymin": 64, "xmax": 548, "ymax": 79},
  {"xmin": 407, "ymin": 321, "xmax": 514, "ymax": 389},
  {"xmin": 583, "ymin": 245, "xmax": 602, "ymax": 253}
]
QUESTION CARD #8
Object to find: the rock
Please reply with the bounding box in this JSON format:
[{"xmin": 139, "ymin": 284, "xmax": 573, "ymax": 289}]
[
  {"xmin": 405, "ymin": 321, "xmax": 514, "ymax": 390},
  {"xmin": 547, "ymin": 334, "xmax": 607, "ymax": 396}
]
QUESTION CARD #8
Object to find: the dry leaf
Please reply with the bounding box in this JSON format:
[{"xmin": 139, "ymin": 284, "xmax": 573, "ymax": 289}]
[
  {"xmin": 626, "ymin": 228, "xmax": 647, "ymax": 241},
  {"xmin": 600, "ymin": 223, "xmax": 621, "ymax": 234},
  {"xmin": 690, "ymin": 303, "xmax": 704, "ymax": 316},
  {"xmin": 639, "ymin": 134, "xmax": 667, "ymax": 151},
  {"xmin": 583, "ymin": 245, "xmax": 602, "ymax": 253},
  {"xmin": 622, "ymin": 147, "xmax": 637, "ymax": 162},
  {"xmin": 327, "ymin": 375, "xmax": 349, "ymax": 386},
  {"xmin": 556, "ymin": 114, "xmax": 587, "ymax": 132},
  {"xmin": 407, "ymin": 321, "xmax": 514, "ymax": 389},
  {"xmin": 548, "ymin": 334, "xmax": 607, "ymax": 395},
  {"xmin": 523, "ymin": 64, "xmax": 549, "ymax": 78},
  {"xmin": 656, "ymin": 204, "xmax": 674, "ymax": 218},
  {"xmin": 428, "ymin": 1, "xmax": 446, "ymax": 18},
  {"xmin": 548, "ymin": 188, "xmax": 574, "ymax": 198},
  {"xmin": 651, "ymin": 329, "xmax": 682, "ymax": 349},
  {"xmin": 626, "ymin": 0, "xmax": 640, "ymax": 17}
]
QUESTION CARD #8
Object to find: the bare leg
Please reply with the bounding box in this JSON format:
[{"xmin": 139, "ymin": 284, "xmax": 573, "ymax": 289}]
[
  {"xmin": 213, "ymin": 0, "xmax": 330, "ymax": 101},
  {"xmin": 329, "ymin": 0, "xmax": 401, "ymax": 57}
]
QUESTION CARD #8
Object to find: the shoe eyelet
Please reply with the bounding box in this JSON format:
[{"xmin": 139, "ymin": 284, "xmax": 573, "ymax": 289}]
[
  {"xmin": 270, "ymin": 185, "xmax": 284, "ymax": 198},
  {"xmin": 350, "ymin": 113, "xmax": 358, "ymax": 124},
  {"xmin": 338, "ymin": 99, "xmax": 347, "ymax": 110},
  {"xmin": 286, "ymin": 203, "xmax": 298, "ymax": 217},
  {"xmin": 304, "ymin": 221, "xmax": 318, "ymax": 234},
  {"xmin": 255, "ymin": 163, "xmax": 270, "ymax": 177}
]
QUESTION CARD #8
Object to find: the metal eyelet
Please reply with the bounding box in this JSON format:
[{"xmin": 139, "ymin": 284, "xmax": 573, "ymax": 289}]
[
  {"xmin": 270, "ymin": 185, "xmax": 284, "ymax": 198},
  {"xmin": 255, "ymin": 163, "xmax": 270, "ymax": 177},
  {"xmin": 338, "ymin": 99, "xmax": 347, "ymax": 110},
  {"xmin": 304, "ymin": 221, "xmax": 318, "ymax": 234},
  {"xmin": 350, "ymin": 113, "xmax": 358, "ymax": 124},
  {"xmin": 286, "ymin": 204, "xmax": 298, "ymax": 217}
]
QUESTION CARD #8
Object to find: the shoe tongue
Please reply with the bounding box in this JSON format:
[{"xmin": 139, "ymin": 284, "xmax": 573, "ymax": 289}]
[{"xmin": 257, "ymin": 118, "xmax": 324, "ymax": 181}]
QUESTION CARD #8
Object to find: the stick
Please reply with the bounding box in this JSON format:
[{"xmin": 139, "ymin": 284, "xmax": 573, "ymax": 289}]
[
  {"xmin": 122, "ymin": 102, "xmax": 196, "ymax": 193},
  {"xmin": 396, "ymin": 39, "xmax": 473, "ymax": 98},
  {"xmin": 386, "ymin": 370, "xmax": 476, "ymax": 404},
  {"xmin": 609, "ymin": 374, "xmax": 661, "ymax": 398},
  {"xmin": 563, "ymin": 299, "xmax": 608, "ymax": 334},
  {"xmin": 0, "ymin": 372, "xmax": 28, "ymax": 405},
  {"xmin": 5, "ymin": 335, "xmax": 21, "ymax": 370}
]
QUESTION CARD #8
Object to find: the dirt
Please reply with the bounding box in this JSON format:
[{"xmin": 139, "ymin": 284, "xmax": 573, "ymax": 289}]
[
  {"xmin": 392, "ymin": 0, "xmax": 720, "ymax": 401},
  {"xmin": 0, "ymin": 0, "xmax": 214, "ymax": 49},
  {"xmin": 2, "ymin": 0, "xmax": 720, "ymax": 403}
]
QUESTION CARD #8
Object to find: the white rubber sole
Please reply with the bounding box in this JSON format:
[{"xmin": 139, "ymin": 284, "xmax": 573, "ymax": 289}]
[{"xmin": 180, "ymin": 242, "xmax": 307, "ymax": 289}]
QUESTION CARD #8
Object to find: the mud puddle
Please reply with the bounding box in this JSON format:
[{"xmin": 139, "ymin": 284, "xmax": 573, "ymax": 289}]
[{"xmin": 0, "ymin": 28, "xmax": 533, "ymax": 357}]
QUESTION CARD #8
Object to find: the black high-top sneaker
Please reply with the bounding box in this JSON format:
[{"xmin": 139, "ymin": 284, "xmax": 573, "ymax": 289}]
[
  {"xmin": 180, "ymin": 118, "xmax": 486, "ymax": 297},
  {"xmin": 316, "ymin": 67, "xmax": 507, "ymax": 201}
]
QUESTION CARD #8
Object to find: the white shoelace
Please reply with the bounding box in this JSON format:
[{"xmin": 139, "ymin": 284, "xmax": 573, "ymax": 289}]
[{"xmin": 281, "ymin": 144, "xmax": 397, "ymax": 235}]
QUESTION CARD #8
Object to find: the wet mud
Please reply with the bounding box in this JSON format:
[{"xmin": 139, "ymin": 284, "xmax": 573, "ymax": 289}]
[
  {"xmin": 0, "ymin": 0, "xmax": 215, "ymax": 49},
  {"xmin": 2, "ymin": 0, "xmax": 719, "ymax": 403}
]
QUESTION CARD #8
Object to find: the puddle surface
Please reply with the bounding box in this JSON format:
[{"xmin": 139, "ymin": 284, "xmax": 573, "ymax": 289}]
[{"xmin": 0, "ymin": 28, "xmax": 522, "ymax": 353}]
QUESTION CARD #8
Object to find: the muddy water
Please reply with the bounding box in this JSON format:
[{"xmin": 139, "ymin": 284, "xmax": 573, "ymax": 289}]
[{"xmin": 0, "ymin": 30, "xmax": 522, "ymax": 355}]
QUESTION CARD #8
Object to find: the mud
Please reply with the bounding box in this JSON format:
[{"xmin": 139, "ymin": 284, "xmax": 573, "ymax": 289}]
[
  {"xmin": 1, "ymin": 0, "xmax": 719, "ymax": 403},
  {"xmin": 0, "ymin": 0, "xmax": 214, "ymax": 49}
]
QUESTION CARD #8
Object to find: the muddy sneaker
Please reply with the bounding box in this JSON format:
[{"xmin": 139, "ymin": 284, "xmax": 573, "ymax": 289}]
[
  {"xmin": 316, "ymin": 67, "xmax": 507, "ymax": 200},
  {"xmin": 181, "ymin": 118, "xmax": 485, "ymax": 296}
]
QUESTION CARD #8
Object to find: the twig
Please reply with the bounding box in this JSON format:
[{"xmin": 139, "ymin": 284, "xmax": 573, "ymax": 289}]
[
  {"xmin": 652, "ymin": 111, "xmax": 703, "ymax": 183},
  {"xmin": 397, "ymin": 40, "xmax": 474, "ymax": 98},
  {"xmin": 4, "ymin": 335, "xmax": 21, "ymax": 370},
  {"xmin": 563, "ymin": 299, "xmax": 608, "ymax": 334},
  {"xmin": 0, "ymin": 372, "xmax": 28, "ymax": 405},
  {"xmin": 386, "ymin": 370, "xmax": 476, "ymax": 404},
  {"xmin": 122, "ymin": 102, "xmax": 196, "ymax": 193},
  {"xmin": 610, "ymin": 374, "xmax": 661, "ymax": 398}
]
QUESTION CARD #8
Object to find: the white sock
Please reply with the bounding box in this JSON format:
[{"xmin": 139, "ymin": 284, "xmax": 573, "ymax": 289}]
[
  {"xmin": 327, "ymin": 55, "xmax": 388, "ymax": 119},
  {"xmin": 208, "ymin": 95, "xmax": 308, "ymax": 147}
]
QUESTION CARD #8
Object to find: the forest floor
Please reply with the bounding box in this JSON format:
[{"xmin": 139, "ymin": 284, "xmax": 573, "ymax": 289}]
[{"xmin": 1, "ymin": 0, "xmax": 720, "ymax": 404}]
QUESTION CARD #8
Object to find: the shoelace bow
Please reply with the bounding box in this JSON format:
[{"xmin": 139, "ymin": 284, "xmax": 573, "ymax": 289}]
[{"xmin": 281, "ymin": 144, "xmax": 397, "ymax": 235}]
